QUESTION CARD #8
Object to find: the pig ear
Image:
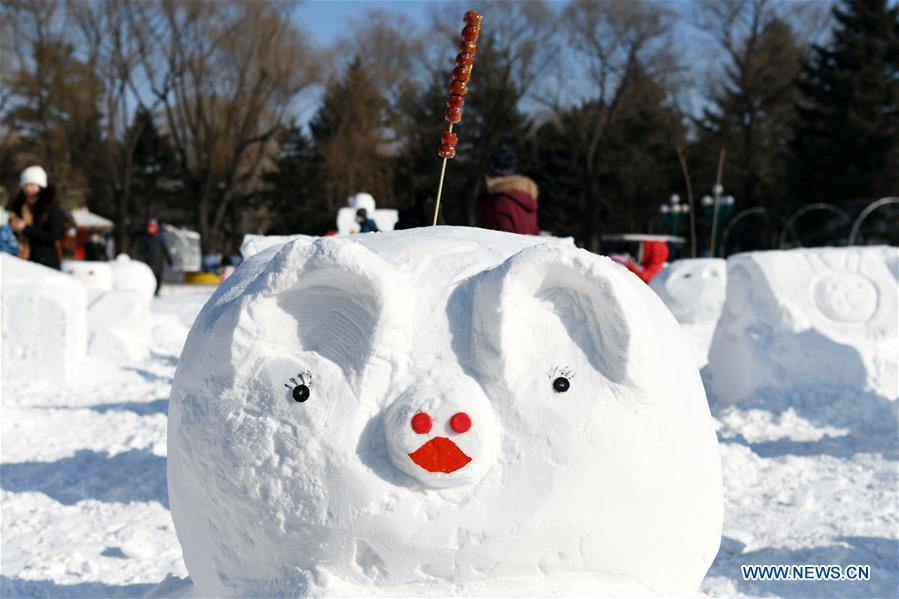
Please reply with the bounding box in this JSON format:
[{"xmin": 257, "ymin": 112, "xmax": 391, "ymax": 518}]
[
  {"xmin": 470, "ymin": 244, "xmax": 657, "ymax": 386},
  {"xmin": 235, "ymin": 238, "xmax": 412, "ymax": 394}
]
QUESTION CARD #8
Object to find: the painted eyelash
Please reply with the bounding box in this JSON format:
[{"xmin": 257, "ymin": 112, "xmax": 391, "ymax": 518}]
[
  {"xmin": 283, "ymin": 370, "xmax": 313, "ymax": 389},
  {"xmin": 547, "ymin": 366, "xmax": 575, "ymax": 380}
]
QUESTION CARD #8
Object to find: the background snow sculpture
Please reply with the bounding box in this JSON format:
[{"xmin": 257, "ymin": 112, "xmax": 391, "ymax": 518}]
[
  {"xmin": 336, "ymin": 192, "xmax": 399, "ymax": 234},
  {"xmin": 63, "ymin": 260, "xmax": 151, "ymax": 362},
  {"xmin": 650, "ymin": 258, "xmax": 727, "ymax": 367},
  {"xmin": 111, "ymin": 254, "xmax": 157, "ymax": 305},
  {"xmin": 62, "ymin": 260, "xmax": 114, "ymax": 303},
  {"xmin": 1, "ymin": 254, "xmax": 87, "ymax": 381},
  {"xmin": 706, "ymin": 246, "xmax": 898, "ymax": 404},
  {"xmin": 168, "ymin": 227, "xmax": 722, "ymax": 597}
]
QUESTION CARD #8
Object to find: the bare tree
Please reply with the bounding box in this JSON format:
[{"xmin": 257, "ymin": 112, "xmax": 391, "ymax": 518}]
[
  {"xmin": 563, "ymin": 0, "xmax": 678, "ymax": 250},
  {"xmin": 131, "ymin": 0, "xmax": 319, "ymax": 251},
  {"xmin": 0, "ymin": 0, "xmax": 102, "ymax": 193},
  {"xmin": 68, "ymin": 0, "xmax": 155, "ymax": 252}
]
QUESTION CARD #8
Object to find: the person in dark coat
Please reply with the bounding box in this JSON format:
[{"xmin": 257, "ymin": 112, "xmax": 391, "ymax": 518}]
[
  {"xmin": 478, "ymin": 146, "xmax": 540, "ymax": 235},
  {"xmin": 8, "ymin": 166, "xmax": 65, "ymax": 270},
  {"xmin": 139, "ymin": 218, "xmax": 172, "ymax": 295},
  {"xmin": 624, "ymin": 240, "xmax": 669, "ymax": 284},
  {"xmin": 84, "ymin": 232, "xmax": 108, "ymax": 261},
  {"xmin": 356, "ymin": 209, "xmax": 380, "ymax": 233}
]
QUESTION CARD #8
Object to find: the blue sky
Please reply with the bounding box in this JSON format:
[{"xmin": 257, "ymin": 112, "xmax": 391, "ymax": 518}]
[{"xmin": 296, "ymin": 0, "xmax": 439, "ymax": 46}]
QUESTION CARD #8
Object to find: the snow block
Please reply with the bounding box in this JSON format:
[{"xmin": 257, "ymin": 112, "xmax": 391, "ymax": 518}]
[
  {"xmin": 1, "ymin": 254, "xmax": 87, "ymax": 381},
  {"xmin": 706, "ymin": 246, "xmax": 898, "ymax": 403},
  {"xmin": 650, "ymin": 258, "xmax": 726, "ymax": 367},
  {"xmin": 111, "ymin": 254, "xmax": 157, "ymax": 305},
  {"xmin": 168, "ymin": 227, "xmax": 723, "ymax": 597}
]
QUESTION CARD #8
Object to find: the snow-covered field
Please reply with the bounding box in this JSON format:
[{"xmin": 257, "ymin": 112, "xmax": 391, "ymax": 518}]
[{"xmin": 2, "ymin": 283, "xmax": 896, "ymax": 597}]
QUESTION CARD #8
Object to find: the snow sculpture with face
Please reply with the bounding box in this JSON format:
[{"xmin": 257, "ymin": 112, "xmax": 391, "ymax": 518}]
[
  {"xmin": 706, "ymin": 246, "xmax": 898, "ymax": 403},
  {"xmin": 168, "ymin": 227, "xmax": 722, "ymax": 597},
  {"xmin": 650, "ymin": 258, "xmax": 726, "ymax": 367}
]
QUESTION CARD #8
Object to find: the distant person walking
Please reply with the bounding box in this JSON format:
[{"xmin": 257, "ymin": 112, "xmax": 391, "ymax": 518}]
[
  {"xmin": 478, "ymin": 146, "xmax": 539, "ymax": 235},
  {"xmin": 623, "ymin": 240, "xmax": 669, "ymax": 284},
  {"xmin": 356, "ymin": 208, "xmax": 380, "ymax": 233},
  {"xmin": 7, "ymin": 166, "xmax": 65, "ymax": 270},
  {"xmin": 139, "ymin": 218, "xmax": 171, "ymax": 295}
]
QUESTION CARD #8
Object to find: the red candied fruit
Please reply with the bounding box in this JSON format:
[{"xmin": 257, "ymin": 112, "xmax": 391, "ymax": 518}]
[
  {"xmin": 464, "ymin": 11, "xmax": 482, "ymax": 27},
  {"xmin": 441, "ymin": 131, "xmax": 458, "ymax": 145},
  {"xmin": 447, "ymin": 94, "xmax": 464, "ymax": 109},
  {"xmin": 453, "ymin": 66, "xmax": 472, "ymax": 82},
  {"xmin": 445, "ymin": 106, "xmax": 463, "ymax": 123},
  {"xmin": 450, "ymin": 80, "xmax": 468, "ymax": 96},
  {"xmin": 438, "ymin": 144, "xmax": 457, "ymax": 159},
  {"xmin": 456, "ymin": 52, "xmax": 474, "ymax": 68},
  {"xmin": 460, "ymin": 40, "xmax": 478, "ymax": 56},
  {"xmin": 461, "ymin": 25, "xmax": 479, "ymax": 43}
]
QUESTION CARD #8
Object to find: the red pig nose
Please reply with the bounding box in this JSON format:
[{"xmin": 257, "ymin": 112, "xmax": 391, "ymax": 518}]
[
  {"xmin": 411, "ymin": 412, "xmax": 432, "ymax": 434},
  {"xmin": 450, "ymin": 412, "xmax": 472, "ymax": 433}
]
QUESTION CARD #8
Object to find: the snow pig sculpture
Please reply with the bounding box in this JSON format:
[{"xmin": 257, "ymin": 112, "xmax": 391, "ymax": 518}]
[
  {"xmin": 63, "ymin": 260, "xmax": 151, "ymax": 362},
  {"xmin": 707, "ymin": 246, "xmax": 898, "ymax": 403},
  {"xmin": 650, "ymin": 258, "xmax": 726, "ymax": 367},
  {"xmin": 168, "ymin": 227, "xmax": 722, "ymax": 597},
  {"xmin": 111, "ymin": 254, "xmax": 157, "ymax": 305}
]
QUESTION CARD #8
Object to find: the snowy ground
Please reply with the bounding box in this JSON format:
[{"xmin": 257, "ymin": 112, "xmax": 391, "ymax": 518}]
[{"xmin": 1, "ymin": 285, "xmax": 896, "ymax": 597}]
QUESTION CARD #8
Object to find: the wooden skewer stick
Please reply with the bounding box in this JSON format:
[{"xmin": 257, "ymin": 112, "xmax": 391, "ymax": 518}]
[{"xmin": 433, "ymin": 123, "xmax": 454, "ymax": 226}]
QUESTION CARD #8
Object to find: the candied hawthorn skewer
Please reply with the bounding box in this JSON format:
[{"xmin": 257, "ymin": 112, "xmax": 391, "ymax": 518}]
[{"xmin": 433, "ymin": 10, "xmax": 483, "ymax": 225}]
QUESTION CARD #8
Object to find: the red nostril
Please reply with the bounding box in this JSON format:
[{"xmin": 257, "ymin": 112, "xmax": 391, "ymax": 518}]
[
  {"xmin": 450, "ymin": 412, "xmax": 472, "ymax": 434},
  {"xmin": 411, "ymin": 412, "xmax": 432, "ymax": 434}
]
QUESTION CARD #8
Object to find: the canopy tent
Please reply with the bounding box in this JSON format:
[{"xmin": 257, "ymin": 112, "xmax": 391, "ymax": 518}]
[{"xmin": 71, "ymin": 208, "xmax": 114, "ymax": 231}]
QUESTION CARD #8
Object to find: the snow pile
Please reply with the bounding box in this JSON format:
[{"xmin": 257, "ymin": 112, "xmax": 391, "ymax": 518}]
[
  {"xmin": 111, "ymin": 254, "xmax": 157, "ymax": 305},
  {"xmin": 650, "ymin": 258, "xmax": 726, "ymax": 367},
  {"xmin": 1, "ymin": 254, "xmax": 87, "ymax": 381},
  {"xmin": 706, "ymin": 246, "xmax": 898, "ymax": 404},
  {"xmin": 63, "ymin": 260, "xmax": 151, "ymax": 362},
  {"xmin": 240, "ymin": 233, "xmax": 316, "ymax": 259},
  {"xmin": 168, "ymin": 227, "xmax": 722, "ymax": 596}
]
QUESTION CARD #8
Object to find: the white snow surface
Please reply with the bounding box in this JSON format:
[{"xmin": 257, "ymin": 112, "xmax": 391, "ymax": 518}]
[
  {"xmin": 169, "ymin": 227, "xmax": 722, "ymax": 596},
  {"xmin": 1, "ymin": 255, "xmax": 87, "ymax": 381},
  {"xmin": 650, "ymin": 258, "xmax": 727, "ymax": 367},
  {"xmin": 706, "ymin": 246, "xmax": 898, "ymax": 404},
  {"xmin": 1, "ymin": 239, "xmax": 897, "ymax": 599},
  {"xmin": 240, "ymin": 234, "xmax": 316, "ymax": 259}
]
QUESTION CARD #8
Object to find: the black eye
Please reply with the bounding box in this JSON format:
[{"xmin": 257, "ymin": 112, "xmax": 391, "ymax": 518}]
[
  {"xmin": 292, "ymin": 385, "xmax": 310, "ymax": 402},
  {"xmin": 552, "ymin": 377, "xmax": 570, "ymax": 393}
]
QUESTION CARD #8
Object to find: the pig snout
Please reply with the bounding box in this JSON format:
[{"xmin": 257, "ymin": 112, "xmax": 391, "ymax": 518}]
[{"xmin": 383, "ymin": 374, "xmax": 498, "ymax": 489}]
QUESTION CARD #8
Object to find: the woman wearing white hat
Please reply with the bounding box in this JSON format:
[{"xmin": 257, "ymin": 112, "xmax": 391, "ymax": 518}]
[{"xmin": 8, "ymin": 165, "xmax": 66, "ymax": 270}]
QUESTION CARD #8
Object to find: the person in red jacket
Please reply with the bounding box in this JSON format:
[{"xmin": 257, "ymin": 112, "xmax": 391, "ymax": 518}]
[
  {"xmin": 478, "ymin": 146, "xmax": 540, "ymax": 235},
  {"xmin": 625, "ymin": 240, "xmax": 669, "ymax": 283}
]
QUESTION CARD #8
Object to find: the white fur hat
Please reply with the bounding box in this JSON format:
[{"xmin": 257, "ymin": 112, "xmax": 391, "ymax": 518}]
[{"xmin": 19, "ymin": 165, "xmax": 48, "ymax": 189}]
